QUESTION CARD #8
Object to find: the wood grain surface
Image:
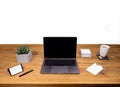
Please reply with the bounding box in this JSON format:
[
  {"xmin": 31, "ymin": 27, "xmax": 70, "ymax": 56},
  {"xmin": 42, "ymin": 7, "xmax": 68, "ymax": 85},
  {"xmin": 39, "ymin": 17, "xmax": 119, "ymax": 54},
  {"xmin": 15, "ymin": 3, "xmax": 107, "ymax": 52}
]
[{"xmin": 0, "ymin": 44, "xmax": 120, "ymax": 85}]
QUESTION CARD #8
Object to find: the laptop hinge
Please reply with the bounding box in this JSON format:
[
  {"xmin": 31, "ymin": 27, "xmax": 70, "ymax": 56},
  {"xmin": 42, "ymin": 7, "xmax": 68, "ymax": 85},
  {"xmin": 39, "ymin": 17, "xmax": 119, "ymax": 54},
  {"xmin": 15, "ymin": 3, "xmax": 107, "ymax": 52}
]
[{"xmin": 45, "ymin": 58, "xmax": 76, "ymax": 60}]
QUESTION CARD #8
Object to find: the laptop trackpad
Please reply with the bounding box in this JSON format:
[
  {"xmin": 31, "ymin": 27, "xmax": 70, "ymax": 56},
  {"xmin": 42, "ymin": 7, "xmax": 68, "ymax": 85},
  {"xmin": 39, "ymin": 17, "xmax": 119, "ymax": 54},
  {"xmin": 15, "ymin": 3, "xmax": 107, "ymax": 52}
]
[{"xmin": 51, "ymin": 66, "xmax": 68, "ymax": 73}]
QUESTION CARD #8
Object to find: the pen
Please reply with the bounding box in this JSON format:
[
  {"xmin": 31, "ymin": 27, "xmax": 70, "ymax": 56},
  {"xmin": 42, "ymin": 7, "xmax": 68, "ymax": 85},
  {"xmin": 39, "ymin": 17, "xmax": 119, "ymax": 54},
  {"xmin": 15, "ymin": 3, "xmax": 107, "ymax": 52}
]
[{"xmin": 19, "ymin": 69, "xmax": 34, "ymax": 77}]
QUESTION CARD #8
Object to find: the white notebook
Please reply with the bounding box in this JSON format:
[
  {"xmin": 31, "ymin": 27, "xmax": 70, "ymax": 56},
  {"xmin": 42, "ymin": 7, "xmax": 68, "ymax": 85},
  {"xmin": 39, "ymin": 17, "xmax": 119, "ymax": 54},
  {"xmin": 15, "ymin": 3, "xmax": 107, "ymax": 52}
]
[{"xmin": 86, "ymin": 63, "xmax": 103, "ymax": 75}]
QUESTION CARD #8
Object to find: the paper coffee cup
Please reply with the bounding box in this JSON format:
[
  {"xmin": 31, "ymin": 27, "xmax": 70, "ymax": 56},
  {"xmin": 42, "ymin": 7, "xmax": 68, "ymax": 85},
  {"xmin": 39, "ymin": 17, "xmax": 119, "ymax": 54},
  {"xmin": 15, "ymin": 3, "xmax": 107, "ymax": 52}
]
[{"xmin": 100, "ymin": 45, "xmax": 110, "ymax": 57}]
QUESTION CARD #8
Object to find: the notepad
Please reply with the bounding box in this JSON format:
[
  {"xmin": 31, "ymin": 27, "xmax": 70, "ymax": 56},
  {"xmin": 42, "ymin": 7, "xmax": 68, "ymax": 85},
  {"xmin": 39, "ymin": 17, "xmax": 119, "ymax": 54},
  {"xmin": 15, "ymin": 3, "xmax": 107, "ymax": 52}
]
[{"xmin": 86, "ymin": 63, "xmax": 103, "ymax": 75}]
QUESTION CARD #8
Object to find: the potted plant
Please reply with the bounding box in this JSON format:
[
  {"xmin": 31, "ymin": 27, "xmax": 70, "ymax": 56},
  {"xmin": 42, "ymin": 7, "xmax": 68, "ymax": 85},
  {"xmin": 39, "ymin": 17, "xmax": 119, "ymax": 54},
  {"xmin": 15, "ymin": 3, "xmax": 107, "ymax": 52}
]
[{"xmin": 16, "ymin": 46, "xmax": 32, "ymax": 63}]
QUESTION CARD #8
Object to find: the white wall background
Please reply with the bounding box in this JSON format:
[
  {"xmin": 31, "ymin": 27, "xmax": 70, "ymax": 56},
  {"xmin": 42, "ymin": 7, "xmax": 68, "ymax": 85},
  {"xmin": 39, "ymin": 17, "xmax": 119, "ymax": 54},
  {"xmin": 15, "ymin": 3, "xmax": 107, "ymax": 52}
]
[{"xmin": 0, "ymin": 0, "xmax": 120, "ymax": 44}]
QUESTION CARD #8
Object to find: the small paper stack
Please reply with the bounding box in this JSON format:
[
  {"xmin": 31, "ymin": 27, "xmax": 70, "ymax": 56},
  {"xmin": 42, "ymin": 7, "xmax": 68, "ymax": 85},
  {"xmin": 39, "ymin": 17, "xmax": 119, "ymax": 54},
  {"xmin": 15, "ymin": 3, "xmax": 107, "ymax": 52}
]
[
  {"xmin": 80, "ymin": 49, "xmax": 92, "ymax": 58},
  {"xmin": 86, "ymin": 63, "xmax": 104, "ymax": 75}
]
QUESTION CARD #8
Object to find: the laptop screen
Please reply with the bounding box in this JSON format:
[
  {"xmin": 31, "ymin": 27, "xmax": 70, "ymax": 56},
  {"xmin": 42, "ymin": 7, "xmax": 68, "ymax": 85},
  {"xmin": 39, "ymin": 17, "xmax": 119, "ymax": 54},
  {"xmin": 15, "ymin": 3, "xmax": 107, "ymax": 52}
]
[{"xmin": 44, "ymin": 37, "xmax": 77, "ymax": 58}]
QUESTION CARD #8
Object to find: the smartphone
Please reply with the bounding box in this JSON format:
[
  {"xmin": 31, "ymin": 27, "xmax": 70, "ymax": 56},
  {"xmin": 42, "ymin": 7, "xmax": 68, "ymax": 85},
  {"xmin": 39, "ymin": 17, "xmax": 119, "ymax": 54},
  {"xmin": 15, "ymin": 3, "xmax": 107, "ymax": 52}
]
[{"xmin": 8, "ymin": 64, "xmax": 24, "ymax": 76}]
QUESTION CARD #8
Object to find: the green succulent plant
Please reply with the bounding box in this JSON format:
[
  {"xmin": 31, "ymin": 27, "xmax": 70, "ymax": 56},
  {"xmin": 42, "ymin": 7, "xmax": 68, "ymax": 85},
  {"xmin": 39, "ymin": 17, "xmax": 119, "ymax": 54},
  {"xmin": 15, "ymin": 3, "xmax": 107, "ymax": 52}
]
[{"xmin": 16, "ymin": 46, "xmax": 30, "ymax": 55}]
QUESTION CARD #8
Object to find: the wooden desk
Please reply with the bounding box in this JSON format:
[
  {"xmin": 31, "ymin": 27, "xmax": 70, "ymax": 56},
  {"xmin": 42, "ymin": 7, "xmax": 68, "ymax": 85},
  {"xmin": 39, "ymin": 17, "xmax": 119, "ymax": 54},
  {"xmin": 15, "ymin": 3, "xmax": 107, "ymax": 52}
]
[{"xmin": 0, "ymin": 44, "xmax": 120, "ymax": 87}]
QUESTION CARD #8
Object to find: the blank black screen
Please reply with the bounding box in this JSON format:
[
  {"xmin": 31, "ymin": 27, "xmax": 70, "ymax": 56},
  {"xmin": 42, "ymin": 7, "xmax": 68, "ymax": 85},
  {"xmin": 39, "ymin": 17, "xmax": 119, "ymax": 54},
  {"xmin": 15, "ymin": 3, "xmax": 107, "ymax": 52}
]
[{"xmin": 44, "ymin": 37, "xmax": 77, "ymax": 58}]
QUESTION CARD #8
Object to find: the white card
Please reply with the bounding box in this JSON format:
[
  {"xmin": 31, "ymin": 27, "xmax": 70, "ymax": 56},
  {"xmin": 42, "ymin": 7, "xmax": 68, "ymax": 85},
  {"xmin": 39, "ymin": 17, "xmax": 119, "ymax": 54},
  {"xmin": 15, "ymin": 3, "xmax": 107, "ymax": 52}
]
[{"xmin": 86, "ymin": 63, "xmax": 103, "ymax": 75}]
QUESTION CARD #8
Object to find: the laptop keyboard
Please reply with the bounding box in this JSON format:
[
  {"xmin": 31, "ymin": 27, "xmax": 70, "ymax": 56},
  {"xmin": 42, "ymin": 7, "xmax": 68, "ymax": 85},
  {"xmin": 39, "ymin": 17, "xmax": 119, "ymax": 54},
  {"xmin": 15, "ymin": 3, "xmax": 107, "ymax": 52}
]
[{"xmin": 44, "ymin": 60, "xmax": 76, "ymax": 66}]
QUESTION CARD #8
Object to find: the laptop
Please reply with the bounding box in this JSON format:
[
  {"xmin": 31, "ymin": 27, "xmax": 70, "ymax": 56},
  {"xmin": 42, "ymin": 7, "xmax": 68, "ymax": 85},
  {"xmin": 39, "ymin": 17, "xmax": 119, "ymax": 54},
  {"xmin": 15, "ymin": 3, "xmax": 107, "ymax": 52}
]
[{"xmin": 40, "ymin": 37, "xmax": 79, "ymax": 74}]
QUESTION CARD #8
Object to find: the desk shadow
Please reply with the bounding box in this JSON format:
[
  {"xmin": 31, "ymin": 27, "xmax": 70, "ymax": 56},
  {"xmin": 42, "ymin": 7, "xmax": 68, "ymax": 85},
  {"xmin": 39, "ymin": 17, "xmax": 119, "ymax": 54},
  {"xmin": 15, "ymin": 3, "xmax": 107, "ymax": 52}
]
[{"xmin": 0, "ymin": 84, "xmax": 120, "ymax": 87}]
